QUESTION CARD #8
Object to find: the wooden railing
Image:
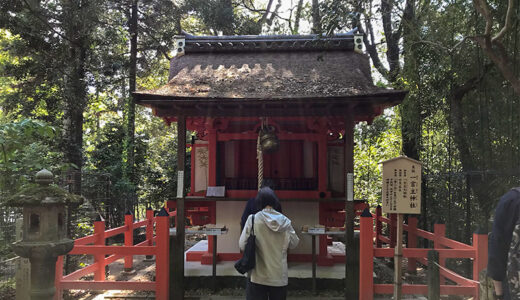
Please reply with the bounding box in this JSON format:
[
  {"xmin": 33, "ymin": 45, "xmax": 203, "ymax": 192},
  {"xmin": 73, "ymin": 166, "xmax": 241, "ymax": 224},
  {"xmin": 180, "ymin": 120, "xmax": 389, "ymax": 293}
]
[
  {"xmin": 360, "ymin": 207, "xmax": 487, "ymax": 300},
  {"xmin": 54, "ymin": 208, "xmax": 175, "ymax": 300}
]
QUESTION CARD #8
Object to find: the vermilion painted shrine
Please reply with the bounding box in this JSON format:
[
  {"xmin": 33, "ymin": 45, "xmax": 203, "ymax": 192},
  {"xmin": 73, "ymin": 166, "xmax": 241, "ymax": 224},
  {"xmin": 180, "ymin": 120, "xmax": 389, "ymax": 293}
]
[{"xmin": 134, "ymin": 31, "xmax": 406, "ymax": 266}]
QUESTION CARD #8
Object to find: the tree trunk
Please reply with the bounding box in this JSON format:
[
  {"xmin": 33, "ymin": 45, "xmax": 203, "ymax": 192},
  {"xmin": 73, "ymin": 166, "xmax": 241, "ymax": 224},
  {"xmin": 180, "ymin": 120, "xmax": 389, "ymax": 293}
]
[
  {"xmin": 381, "ymin": 0, "xmax": 400, "ymax": 82},
  {"xmin": 311, "ymin": 0, "xmax": 321, "ymax": 34},
  {"xmin": 473, "ymin": 37, "xmax": 520, "ymax": 96},
  {"xmin": 123, "ymin": 0, "xmax": 138, "ymax": 213},
  {"xmin": 448, "ymin": 72, "xmax": 491, "ymax": 227},
  {"xmin": 62, "ymin": 0, "xmax": 88, "ymax": 196},
  {"xmin": 61, "ymin": 0, "xmax": 89, "ymax": 274},
  {"xmin": 293, "ymin": 0, "xmax": 304, "ymax": 34}
]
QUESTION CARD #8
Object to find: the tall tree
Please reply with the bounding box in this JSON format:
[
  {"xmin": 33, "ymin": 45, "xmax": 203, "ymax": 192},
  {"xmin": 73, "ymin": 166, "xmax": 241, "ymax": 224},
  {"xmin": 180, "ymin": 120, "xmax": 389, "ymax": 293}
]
[
  {"xmin": 122, "ymin": 0, "xmax": 139, "ymax": 212},
  {"xmin": 472, "ymin": 0, "xmax": 520, "ymax": 95},
  {"xmin": 61, "ymin": 0, "xmax": 96, "ymax": 194},
  {"xmin": 311, "ymin": 0, "xmax": 321, "ymax": 33}
]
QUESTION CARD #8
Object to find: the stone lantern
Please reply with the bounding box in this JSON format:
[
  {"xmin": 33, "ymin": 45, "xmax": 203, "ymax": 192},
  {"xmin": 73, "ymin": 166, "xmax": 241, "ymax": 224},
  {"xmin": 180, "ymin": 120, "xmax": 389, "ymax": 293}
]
[{"xmin": 7, "ymin": 169, "xmax": 83, "ymax": 300}]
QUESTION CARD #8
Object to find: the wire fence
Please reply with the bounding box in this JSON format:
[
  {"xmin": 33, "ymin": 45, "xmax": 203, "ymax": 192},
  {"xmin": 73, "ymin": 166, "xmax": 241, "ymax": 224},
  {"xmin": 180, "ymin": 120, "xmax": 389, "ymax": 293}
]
[{"xmin": 0, "ymin": 257, "xmax": 18, "ymax": 283}]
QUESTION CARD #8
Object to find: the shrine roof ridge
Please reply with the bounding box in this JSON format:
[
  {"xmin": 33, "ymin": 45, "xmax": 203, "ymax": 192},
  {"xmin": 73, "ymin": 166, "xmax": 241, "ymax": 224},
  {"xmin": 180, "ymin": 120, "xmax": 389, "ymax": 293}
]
[{"xmin": 176, "ymin": 29, "xmax": 361, "ymax": 54}]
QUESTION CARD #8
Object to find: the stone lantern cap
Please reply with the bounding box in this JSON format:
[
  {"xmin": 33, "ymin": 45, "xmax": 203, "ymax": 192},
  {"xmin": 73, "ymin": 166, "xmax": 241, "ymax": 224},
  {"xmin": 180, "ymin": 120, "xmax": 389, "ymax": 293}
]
[{"xmin": 5, "ymin": 169, "xmax": 84, "ymax": 207}]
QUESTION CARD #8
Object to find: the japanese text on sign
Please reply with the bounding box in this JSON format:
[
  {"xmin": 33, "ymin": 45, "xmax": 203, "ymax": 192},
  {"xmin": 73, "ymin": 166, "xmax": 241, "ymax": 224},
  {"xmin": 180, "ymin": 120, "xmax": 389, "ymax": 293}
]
[{"xmin": 382, "ymin": 157, "xmax": 422, "ymax": 214}]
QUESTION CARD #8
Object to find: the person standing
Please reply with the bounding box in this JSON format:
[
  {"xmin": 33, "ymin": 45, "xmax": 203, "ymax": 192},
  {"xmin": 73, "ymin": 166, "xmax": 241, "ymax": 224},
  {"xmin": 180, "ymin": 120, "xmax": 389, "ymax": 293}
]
[
  {"xmin": 239, "ymin": 187, "xmax": 299, "ymax": 300},
  {"xmin": 488, "ymin": 187, "xmax": 520, "ymax": 300}
]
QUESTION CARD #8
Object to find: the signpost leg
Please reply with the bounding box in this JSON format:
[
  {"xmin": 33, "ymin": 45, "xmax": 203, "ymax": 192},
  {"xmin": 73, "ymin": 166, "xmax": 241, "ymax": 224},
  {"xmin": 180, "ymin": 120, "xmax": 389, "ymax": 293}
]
[
  {"xmin": 393, "ymin": 213, "xmax": 403, "ymax": 300},
  {"xmin": 212, "ymin": 235, "xmax": 217, "ymax": 292},
  {"xmin": 312, "ymin": 234, "xmax": 316, "ymax": 295}
]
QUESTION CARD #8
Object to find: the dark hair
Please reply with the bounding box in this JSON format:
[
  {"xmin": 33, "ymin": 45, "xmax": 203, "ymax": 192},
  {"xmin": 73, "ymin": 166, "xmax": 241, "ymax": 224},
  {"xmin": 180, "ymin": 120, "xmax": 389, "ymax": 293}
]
[
  {"xmin": 261, "ymin": 178, "xmax": 275, "ymax": 190},
  {"xmin": 255, "ymin": 187, "xmax": 279, "ymax": 209}
]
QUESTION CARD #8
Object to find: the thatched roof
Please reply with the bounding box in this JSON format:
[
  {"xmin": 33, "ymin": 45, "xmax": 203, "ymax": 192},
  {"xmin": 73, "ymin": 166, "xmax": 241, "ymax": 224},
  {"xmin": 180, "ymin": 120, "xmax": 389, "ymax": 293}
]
[{"xmin": 134, "ymin": 33, "xmax": 406, "ymax": 118}]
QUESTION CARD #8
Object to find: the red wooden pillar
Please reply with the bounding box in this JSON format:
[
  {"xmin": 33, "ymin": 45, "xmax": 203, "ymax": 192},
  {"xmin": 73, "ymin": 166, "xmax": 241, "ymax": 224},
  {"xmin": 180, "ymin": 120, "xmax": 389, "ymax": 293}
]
[
  {"xmin": 54, "ymin": 256, "xmax": 64, "ymax": 300},
  {"xmin": 146, "ymin": 208, "xmax": 154, "ymax": 245},
  {"xmin": 472, "ymin": 230, "xmax": 488, "ymax": 282},
  {"xmin": 407, "ymin": 217, "xmax": 418, "ymax": 273},
  {"xmin": 434, "ymin": 223, "xmax": 446, "ymax": 284},
  {"xmin": 145, "ymin": 207, "xmax": 154, "ymax": 260},
  {"xmin": 93, "ymin": 219, "xmax": 106, "ymax": 281},
  {"xmin": 124, "ymin": 211, "xmax": 134, "ymax": 272},
  {"xmin": 359, "ymin": 209, "xmax": 374, "ymax": 300},
  {"xmin": 156, "ymin": 208, "xmax": 170, "ymax": 300},
  {"xmin": 318, "ymin": 133, "xmax": 327, "ymax": 194},
  {"xmin": 389, "ymin": 213, "xmax": 397, "ymax": 248},
  {"xmin": 375, "ymin": 205, "xmax": 382, "ymax": 248}
]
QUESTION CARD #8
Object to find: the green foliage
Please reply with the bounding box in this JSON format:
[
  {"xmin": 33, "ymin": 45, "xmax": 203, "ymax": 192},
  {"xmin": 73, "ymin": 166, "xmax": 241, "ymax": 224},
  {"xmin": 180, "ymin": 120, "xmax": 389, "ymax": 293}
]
[
  {"xmin": 0, "ymin": 119, "xmax": 64, "ymax": 197},
  {"xmin": 354, "ymin": 112, "xmax": 402, "ymax": 205}
]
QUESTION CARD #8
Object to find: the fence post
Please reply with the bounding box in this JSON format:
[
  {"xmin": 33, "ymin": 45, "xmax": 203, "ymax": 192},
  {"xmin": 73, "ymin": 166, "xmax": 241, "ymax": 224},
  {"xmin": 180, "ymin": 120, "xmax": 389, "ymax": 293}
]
[
  {"xmin": 427, "ymin": 250, "xmax": 440, "ymax": 300},
  {"xmin": 473, "ymin": 229, "xmax": 488, "ymax": 281},
  {"xmin": 434, "ymin": 222, "xmax": 446, "ymax": 284},
  {"xmin": 94, "ymin": 218, "xmax": 106, "ymax": 281},
  {"xmin": 407, "ymin": 217, "xmax": 418, "ymax": 273},
  {"xmin": 145, "ymin": 207, "xmax": 154, "ymax": 260},
  {"xmin": 155, "ymin": 208, "xmax": 170, "ymax": 300},
  {"xmin": 124, "ymin": 210, "xmax": 134, "ymax": 272},
  {"xmin": 359, "ymin": 208, "xmax": 374, "ymax": 300},
  {"xmin": 390, "ymin": 213, "xmax": 397, "ymax": 248},
  {"xmin": 375, "ymin": 205, "xmax": 382, "ymax": 248},
  {"xmin": 54, "ymin": 256, "xmax": 64, "ymax": 300}
]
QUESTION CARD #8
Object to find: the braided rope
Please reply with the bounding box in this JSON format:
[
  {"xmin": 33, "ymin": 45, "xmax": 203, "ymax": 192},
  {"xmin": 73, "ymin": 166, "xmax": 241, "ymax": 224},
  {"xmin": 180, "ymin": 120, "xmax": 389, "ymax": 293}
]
[{"xmin": 257, "ymin": 133, "xmax": 263, "ymax": 190}]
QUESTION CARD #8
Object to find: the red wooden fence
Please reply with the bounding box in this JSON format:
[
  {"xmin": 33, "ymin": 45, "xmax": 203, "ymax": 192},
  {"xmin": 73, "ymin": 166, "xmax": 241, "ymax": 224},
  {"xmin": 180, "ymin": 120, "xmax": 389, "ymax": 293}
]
[
  {"xmin": 54, "ymin": 207, "xmax": 175, "ymax": 300},
  {"xmin": 360, "ymin": 207, "xmax": 487, "ymax": 300}
]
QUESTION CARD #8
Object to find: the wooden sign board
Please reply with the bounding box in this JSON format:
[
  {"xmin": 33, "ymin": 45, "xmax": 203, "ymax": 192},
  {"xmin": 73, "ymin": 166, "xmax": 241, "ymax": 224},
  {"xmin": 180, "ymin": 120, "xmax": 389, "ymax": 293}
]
[{"xmin": 381, "ymin": 156, "xmax": 422, "ymax": 214}]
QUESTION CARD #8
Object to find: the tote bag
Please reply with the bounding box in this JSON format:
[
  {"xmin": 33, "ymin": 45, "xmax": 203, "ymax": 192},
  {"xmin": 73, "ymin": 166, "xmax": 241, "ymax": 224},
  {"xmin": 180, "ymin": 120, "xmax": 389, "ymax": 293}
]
[{"xmin": 234, "ymin": 215, "xmax": 256, "ymax": 274}]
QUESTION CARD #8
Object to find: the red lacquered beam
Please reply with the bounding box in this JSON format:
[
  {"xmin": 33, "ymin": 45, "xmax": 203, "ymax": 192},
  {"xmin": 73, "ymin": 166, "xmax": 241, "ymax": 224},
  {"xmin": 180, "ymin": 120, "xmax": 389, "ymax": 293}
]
[
  {"xmin": 379, "ymin": 216, "xmax": 390, "ymax": 224},
  {"xmin": 437, "ymin": 236, "xmax": 473, "ymax": 250},
  {"xmin": 415, "ymin": 228, "xmax": 435, "ymax": 240},
  {"xmin": 104, "ymin": 254, "xmax": 124, "ymax": 265},
  {"xmin": 374, "ymin": 248, "xmax": 393, "ymax": 257},
  {"xmin": 132, "ymin": 219, "xmax": 148, "ymax": 229},
  {"xmin": 379, "ymin": 236, "xmax": 390, "ymax": 244},
  {"xmin": 135, "ymin": 239, "xmax": 151, "ymax": 246},
  {"xmin": 69, "ymin": 246, "xmax": 156, "ymax": 255},
  {"xmin": 439, "ymin": 265, "xmax": 477, "ymax": 286},
  {"xmin": 62, "ymin": 263, "xmax": 99, "ymax": 281},
  {"xmin": 74, "ymin": 235, "xmax": 96, "ymax": 245},
  {"xmin": 60, "ymin": 280, "xmax": 155, "ymax": 291},
  {"xmin": 104, "ymin": 226, "xmax": 127, "ymax": 238},
  {"xmin": 402, "ymin": 248, "xmax": 475, "ymax": 259}
]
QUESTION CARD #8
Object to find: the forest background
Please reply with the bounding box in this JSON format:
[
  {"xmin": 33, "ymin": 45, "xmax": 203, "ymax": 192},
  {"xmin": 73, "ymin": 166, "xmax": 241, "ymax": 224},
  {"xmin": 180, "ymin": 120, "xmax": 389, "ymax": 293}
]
[{"xmin": 0, "ymin": 0, "xmax": 519, "ymax": 267}]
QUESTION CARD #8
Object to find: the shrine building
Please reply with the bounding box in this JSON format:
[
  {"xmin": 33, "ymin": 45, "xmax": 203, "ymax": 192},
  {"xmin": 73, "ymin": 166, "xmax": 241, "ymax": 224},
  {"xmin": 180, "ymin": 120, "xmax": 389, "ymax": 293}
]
[{"xmin": 134, "ymin": 31, "xmax": 406, "ymax": 266}]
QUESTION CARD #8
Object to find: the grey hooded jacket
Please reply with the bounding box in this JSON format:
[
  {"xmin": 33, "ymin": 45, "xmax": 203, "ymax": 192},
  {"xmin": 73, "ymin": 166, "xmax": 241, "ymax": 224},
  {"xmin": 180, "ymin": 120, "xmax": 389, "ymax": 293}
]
[{"xmin": 239, "ymin": 207, "xmax": 299, "ymax": 286}]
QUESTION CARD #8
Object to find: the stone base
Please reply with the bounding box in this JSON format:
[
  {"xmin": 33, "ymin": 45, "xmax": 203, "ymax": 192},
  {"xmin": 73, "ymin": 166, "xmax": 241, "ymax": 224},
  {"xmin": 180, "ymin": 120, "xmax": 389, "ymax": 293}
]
[
  {"xmin": 143, "ymin": 256, "xmax": 155, "ymax": 262},
  {"xmin": 123, "ymin": 268, "xmax": 136, "ymax": 275}
]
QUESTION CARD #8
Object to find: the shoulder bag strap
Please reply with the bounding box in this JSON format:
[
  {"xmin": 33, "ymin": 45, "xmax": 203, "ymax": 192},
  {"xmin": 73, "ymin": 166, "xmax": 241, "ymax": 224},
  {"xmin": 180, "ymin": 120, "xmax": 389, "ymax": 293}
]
[{"xmin": 251, "ymin": 215, "xmax": 255, "ymax": 237}]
